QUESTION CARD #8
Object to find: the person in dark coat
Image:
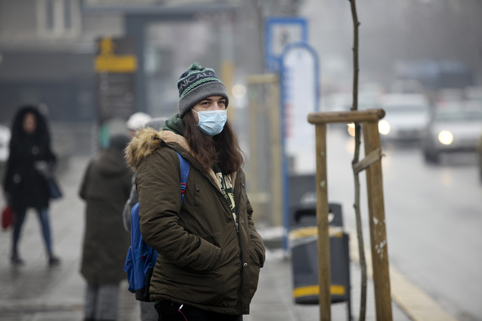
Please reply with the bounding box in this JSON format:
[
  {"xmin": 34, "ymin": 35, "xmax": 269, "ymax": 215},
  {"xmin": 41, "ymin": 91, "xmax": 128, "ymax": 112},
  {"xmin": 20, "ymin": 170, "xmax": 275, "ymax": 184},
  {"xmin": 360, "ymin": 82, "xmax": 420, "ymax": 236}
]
[
  {"xmin": 125, "ymin": 63, "xmax": 265, "ymax": 321},
  {"xmin": 79, "ymin": 134, "xmax": 133, "ymax": 321},
  {"xmin": 123, "ymin": 117, "xmax": 167, "ymax": 321},
  {"xmin": 3, "ymin": 105, "xmax": 60, "ymax": 266}
]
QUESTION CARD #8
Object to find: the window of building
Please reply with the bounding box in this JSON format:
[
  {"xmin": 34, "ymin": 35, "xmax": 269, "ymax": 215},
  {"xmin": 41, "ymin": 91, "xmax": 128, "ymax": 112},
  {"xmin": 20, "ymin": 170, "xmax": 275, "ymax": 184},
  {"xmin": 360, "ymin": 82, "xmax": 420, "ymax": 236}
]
[
  {"xmin": 64, "ymin": 0, "xmax": 75, "ymax": 30},
  {"xmin": 37, "ymin": 0, "xmax": 80, "ymax": 37},
  {"xmin": 46, "ymin": 0, "xmax": 55, "ymax": 30}
]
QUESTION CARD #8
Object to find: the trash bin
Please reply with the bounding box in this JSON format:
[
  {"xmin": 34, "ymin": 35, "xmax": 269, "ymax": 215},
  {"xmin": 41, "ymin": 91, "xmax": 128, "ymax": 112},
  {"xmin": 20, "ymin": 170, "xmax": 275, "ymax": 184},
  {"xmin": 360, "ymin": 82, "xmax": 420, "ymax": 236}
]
[{"xmin": 290, "ymin": 202, "xmax": 352, "ymax": 320}]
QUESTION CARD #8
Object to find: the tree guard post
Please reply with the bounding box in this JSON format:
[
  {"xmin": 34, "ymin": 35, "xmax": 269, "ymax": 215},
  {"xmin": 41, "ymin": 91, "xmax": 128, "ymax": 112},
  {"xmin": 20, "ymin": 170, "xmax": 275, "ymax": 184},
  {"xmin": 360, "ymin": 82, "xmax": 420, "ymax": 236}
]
[
  {"xmin": 363, "ymin": 120, "xmax": 393, "ymax": 320},
  {"xmin": 308, "ymin": 109, "xmax": 393, "ymax": 321},
  {"xmin": 314, "ymin": 123, "xmax": 331, "ymax": 321}
]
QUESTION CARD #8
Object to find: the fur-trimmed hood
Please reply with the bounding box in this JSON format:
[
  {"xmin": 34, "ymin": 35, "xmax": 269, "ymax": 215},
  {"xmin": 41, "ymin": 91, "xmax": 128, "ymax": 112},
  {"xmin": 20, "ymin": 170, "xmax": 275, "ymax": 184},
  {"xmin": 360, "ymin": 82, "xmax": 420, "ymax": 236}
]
[
  {"xmin": 125, "ymin": 127, "xmax": 236, "ymax": 190},
  {"xmin": 125, "ymin": 127, "xmax": 190, "ymax": 171}
]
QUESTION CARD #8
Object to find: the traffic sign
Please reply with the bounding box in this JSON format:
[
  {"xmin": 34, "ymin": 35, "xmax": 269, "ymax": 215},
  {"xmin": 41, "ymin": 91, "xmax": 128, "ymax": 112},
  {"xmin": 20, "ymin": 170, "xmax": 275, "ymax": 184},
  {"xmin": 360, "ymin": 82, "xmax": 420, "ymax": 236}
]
[
  {"xmin": 265, "ymin": 17, "xmax": 307, "ymax": 72},
  {"xmin": 95, "ymin": 36, "xmax": 137, "ymax": 122}
]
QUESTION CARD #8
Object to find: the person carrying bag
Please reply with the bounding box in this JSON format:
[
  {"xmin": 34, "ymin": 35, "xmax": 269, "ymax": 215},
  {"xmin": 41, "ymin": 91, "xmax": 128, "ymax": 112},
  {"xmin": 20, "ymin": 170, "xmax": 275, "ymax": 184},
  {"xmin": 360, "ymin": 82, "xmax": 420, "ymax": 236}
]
[
  {"xmin": 126, "ymin": 63, "xmax": 266, "ymax": 321},
  {"xmin": 2, "ymin": 105, "xmax": 61, "ymax": 266}
]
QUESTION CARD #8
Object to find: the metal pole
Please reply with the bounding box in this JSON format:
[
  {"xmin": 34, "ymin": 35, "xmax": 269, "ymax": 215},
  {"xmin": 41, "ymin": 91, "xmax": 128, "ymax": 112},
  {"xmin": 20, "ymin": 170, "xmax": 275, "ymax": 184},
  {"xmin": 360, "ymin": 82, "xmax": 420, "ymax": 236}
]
[
  {"xmin": 246, "ymin": 74, "xmax": 282, "ymax": 226},
  {"xmin": 125, "ymin": 15, "xmax": 145, "ymax": 113},
  {"xmin": 248, "ymin": 82, "xmax": 259, "ymax": 216},
  {"xmin": 269, "ymin": 77, "xmax": 283, "ymax": 226}
]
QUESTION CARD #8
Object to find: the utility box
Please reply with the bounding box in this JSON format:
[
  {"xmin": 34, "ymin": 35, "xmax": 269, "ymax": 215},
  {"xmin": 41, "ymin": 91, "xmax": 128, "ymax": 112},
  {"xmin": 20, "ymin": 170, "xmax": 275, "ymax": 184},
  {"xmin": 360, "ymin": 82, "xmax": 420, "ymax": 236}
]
[{"xmin": 290, "ymin": 203, "xmax": 352, "ymax": 319}]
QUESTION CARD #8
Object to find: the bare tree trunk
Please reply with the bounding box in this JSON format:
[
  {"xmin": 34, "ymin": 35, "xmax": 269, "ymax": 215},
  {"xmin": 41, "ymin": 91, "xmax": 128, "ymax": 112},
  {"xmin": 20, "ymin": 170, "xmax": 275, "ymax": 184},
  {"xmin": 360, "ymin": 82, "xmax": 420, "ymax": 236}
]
[{"xmin": 349, "ymin": 0, "xmax": 367, "ymax": 320}]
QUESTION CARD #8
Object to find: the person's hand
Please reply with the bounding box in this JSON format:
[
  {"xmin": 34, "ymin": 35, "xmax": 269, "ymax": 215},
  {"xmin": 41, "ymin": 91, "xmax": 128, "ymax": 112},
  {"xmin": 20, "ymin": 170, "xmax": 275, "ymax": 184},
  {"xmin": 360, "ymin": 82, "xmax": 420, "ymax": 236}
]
[{"xmin": 34, "ymin": 161, "xmax": 50, "ymax": 178}]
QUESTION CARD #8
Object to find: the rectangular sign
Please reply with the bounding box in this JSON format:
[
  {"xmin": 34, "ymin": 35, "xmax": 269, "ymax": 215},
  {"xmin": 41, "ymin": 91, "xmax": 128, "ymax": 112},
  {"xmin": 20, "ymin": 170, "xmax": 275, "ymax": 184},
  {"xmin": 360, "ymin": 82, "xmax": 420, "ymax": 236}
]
[
  {"xmin": 265, "ymin": 17, "xmax": 308, "ymax": 72},
  {"xmin": 281, "ymin": 44, "xmax": 319, "ymax": 174},
  {"xmin": 96, "ymin": 36, "xmax": 137, "ymax": 122}
]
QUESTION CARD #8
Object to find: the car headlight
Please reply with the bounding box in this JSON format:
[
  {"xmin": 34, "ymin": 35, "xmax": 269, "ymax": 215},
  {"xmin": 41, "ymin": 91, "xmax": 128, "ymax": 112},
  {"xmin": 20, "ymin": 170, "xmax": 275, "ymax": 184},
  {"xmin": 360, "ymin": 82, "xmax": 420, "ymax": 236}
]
[
  {"xmin": 438, "ymin": 131, "xmax": 453, "ymax": 145},
  {"xmin": 347, "ymin": 123, "xmax": 355, "ymax": 137},
  {"xmin": 378, "ymin": 120, "xmax": 390, "ymax": 135}
]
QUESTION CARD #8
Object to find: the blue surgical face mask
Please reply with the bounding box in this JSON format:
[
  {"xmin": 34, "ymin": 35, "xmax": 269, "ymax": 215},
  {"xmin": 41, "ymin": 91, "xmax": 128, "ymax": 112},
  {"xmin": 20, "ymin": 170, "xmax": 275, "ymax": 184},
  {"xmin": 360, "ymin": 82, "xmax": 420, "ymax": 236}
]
[{"xmin": 193, "ymin": 109, "xmax": 227, "ymax": 136}]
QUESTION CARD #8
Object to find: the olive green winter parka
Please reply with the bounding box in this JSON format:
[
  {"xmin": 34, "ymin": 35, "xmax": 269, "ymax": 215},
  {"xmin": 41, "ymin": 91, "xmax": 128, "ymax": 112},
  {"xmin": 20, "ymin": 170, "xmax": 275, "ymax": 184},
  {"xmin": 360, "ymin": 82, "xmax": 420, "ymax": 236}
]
[{"xmin": 125, "ymin": 116, "xmax": 265, "ymax": 315}]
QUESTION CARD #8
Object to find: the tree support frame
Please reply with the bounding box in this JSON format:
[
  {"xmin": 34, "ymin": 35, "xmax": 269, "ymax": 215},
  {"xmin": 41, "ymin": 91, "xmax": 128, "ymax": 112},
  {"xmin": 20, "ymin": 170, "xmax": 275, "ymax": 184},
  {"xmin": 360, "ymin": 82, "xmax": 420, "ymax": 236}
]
[{"xmin": 308, "ymin": 109, "xmax": 393, "ymax": 321}]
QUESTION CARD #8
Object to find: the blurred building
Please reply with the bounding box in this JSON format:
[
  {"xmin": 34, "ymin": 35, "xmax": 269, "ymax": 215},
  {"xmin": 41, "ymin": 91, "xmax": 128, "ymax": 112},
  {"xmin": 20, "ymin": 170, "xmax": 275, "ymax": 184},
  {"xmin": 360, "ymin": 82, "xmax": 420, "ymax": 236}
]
[
  {"xmin": 0, "ymin": 0, "xmax": 124, "ymax": 123},
  {"xmin": 0, "ymin": 0, "xmax": 228, "ymax": 123},
  {"xmin": 0, "ymin": 0, "xmax": 301, "ymax": 159},
  {"xmin": 0, "ymin": 0, "xmax": 302, "ymax": 125}
]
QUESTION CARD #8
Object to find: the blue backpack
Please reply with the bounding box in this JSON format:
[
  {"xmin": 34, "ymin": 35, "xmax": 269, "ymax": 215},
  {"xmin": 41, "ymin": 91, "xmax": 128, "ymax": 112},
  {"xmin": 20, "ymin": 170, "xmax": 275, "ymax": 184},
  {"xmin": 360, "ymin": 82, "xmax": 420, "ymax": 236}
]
[{"xmin": 124, "ymin": 152, "xmax": 190, "ymax": 302}]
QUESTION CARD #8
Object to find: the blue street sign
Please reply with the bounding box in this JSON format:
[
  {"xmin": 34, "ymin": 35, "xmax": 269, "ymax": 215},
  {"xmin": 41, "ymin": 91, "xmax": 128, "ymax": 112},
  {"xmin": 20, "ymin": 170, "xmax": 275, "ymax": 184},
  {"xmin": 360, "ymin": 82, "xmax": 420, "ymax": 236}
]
[
  {"xmin": 280, "ymin": 42, "xmax": 320, "ymax": 252},
  {"xmin": 265, "ymin": 17, "xmax": 308, "ymax": 72}
]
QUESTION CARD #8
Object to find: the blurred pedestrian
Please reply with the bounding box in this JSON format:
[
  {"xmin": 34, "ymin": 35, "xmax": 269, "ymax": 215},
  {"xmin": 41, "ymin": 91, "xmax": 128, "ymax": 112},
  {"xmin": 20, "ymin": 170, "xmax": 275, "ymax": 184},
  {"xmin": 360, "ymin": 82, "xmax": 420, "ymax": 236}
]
[
  {"xmin": 79, "ymin": 134, "xmax": 133, "ymax": 321},
  {"xmin": 125, "ymin": 63, "xmax": 266, "ymax": 321},
  {"xmin": 123, "ymin": 117, "xmax": 167, "ymax": 232},
  {"xmin": 127, "ymin": 112, "xmax": 152, "ymax": 138},
  {"xmin": 123, "ymin": 117, "xmax": 167, "ymax": 321},
  {"xmin": 3, "ymin": 105, "xmax": 60, "ymax": 266}
]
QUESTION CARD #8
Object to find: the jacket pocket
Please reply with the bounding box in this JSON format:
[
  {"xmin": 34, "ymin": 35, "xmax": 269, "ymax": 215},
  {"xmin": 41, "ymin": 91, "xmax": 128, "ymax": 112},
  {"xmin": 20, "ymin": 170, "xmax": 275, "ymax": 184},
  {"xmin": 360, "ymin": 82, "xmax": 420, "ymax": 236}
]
[
  {"xmin": 210, "ymin": 230, "xmax": 239, "ymax": 269},
  {"xmin": 249, "ymin": 245, "xmax": 264, "ymax": 267},
  {"xmin": 248, "ymin": 246, "xmax": 262, "ymax": 299},
  {"xmin": 202, "ymin": 233, "xmax": 219, "ymax": 247}
]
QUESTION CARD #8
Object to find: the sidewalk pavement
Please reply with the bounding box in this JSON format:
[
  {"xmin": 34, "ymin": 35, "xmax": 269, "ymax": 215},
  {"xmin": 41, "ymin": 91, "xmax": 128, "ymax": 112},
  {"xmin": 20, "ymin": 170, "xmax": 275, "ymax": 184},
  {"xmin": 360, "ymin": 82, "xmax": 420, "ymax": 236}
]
[{"xmin": 0, "ymin": 156, "xmax": 412, "ymax": 321}]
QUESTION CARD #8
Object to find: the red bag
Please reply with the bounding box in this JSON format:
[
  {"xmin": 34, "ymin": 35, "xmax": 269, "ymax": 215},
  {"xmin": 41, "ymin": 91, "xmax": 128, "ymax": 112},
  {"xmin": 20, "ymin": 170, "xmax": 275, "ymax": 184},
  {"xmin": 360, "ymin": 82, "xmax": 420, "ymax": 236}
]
[{"xmin": 2, "ymin": 206, "xmax": 14, "ymax": 230}]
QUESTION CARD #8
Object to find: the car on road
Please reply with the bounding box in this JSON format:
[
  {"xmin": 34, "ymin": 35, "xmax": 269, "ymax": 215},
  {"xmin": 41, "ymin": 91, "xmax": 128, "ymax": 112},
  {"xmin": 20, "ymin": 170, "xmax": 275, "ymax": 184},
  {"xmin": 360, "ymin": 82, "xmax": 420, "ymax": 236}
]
[
  {"xmin": 328, "ymin": 91, "xmax": 382, "ymax": 136},
  {"xmin": 422, "ymin": 102, "xmax": 482, "ymax": 163},
  {"xmin": 377, "ymin": 94, "xmax": 431, "ymax": 141}
]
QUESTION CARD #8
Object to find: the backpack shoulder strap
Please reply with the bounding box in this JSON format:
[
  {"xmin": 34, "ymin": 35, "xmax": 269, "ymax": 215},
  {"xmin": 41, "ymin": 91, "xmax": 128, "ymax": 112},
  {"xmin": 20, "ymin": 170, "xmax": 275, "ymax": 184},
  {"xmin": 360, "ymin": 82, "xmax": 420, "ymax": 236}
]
[{"xmin": 176, "ymin": 152, "xmax": 190, "ymax": 218}]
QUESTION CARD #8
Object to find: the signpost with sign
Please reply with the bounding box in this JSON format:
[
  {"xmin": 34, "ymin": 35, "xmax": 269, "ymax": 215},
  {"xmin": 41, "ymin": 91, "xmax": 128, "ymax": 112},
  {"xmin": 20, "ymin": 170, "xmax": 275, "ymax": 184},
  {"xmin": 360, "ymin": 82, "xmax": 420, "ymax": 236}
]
[
  {"xmin": 265, "ymin": 17, "xmax": 307, "ymax": 72},
  {"xmin": 95, "ymin": 36, "xmax": 137, "ymax": 123},
  {"xmin": 280, "ymin": 42, "xmax": 320, "ymax": 251}
]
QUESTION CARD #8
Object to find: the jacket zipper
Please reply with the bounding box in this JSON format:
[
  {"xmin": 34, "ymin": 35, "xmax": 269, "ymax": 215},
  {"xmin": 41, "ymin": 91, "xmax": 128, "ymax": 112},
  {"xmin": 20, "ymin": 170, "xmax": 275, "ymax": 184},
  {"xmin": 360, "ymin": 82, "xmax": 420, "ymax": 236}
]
[
  {"xmin": 235, "ymin": 174, "xmax": 243, "ymax": 314},
  {"xmin": 169, "ymin": 145, "xmax": 245, "ymax": 312},
  {"xmin": 234, "ymin": 175, "xmax": 242, "ymax": 233},
  {"xmin": 193, "ymin": 160, "xmax": 238, "ymax": 231}
]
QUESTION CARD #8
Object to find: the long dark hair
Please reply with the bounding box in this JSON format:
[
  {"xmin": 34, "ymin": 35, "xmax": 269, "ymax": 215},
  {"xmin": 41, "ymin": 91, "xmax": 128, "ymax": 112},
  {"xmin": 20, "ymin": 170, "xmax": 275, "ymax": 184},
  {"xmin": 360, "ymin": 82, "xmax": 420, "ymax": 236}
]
[
  {"xmin": 182, "ymin": 110, "xmax": 244, "ymax": 173},
  {"xmin": 9, "ymin": 105, "xmax": 51, "ymax": 148}
]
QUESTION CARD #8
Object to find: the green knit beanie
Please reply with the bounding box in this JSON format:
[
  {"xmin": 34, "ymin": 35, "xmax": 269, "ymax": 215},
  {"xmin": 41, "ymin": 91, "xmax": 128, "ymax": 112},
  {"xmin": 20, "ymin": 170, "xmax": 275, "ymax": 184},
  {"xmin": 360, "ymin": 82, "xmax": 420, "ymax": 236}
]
[{"xmin": 177, "ymin": 63, "xmax": 229, "ymax": 118}]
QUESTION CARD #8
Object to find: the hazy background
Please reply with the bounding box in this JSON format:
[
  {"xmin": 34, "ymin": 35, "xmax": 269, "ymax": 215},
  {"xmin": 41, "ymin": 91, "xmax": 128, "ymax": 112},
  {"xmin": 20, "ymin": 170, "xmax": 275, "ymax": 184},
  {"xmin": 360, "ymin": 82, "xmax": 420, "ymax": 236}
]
[{"xmin": 1, "ymin": 1, "xmax": 482, "ymax": 320}]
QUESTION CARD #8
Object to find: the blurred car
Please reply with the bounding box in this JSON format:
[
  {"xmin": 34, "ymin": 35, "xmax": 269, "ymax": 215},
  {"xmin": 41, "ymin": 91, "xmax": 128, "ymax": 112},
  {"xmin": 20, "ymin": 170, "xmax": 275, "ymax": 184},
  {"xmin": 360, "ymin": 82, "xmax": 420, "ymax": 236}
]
[
  {"xmin": 375, "ymin": 94, "xmax": 431, "ymax": 141},
  {"xmin": 422, "ymin": 102, "xmax": 482, "ymax": 163},
  {"xmin": 345, "ymin": 90, "xmax": 380, "ymax": 136},
  {"xmin": 0, "ymin": 125, "xmax": 11, "ymax": 162}
]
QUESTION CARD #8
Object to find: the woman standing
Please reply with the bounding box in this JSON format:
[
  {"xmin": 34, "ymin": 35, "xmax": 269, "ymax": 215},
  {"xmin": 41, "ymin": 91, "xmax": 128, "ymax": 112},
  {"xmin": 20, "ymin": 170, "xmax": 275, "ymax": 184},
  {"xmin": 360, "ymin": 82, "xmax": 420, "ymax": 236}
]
[
  {"xmin": 3, "ymin": 105, "xmax": 60, "ymax": 266},
  {"xmin": 79, "ymin": 134, "xmax": 133, "ymax": 321},
  {"xmin": 126, "ymin": 63, "xmax": 265, "ymax": 321}
]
